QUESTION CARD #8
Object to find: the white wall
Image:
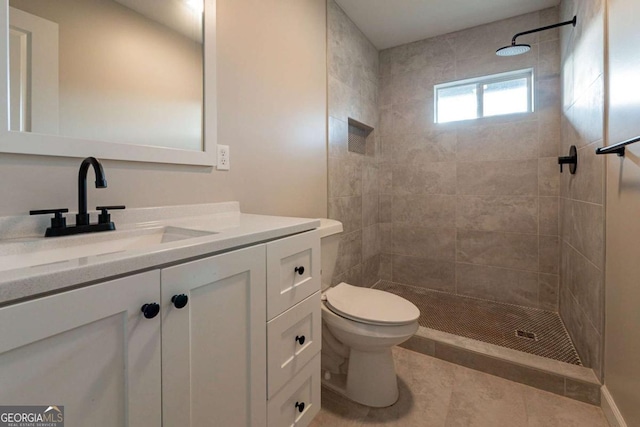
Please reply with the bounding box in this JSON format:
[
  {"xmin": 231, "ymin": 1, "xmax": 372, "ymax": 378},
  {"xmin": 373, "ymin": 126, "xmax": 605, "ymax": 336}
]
[
  {"xmin": 0, "ymin": 0, "xmax": 327, "ymax": 219},
  {"xmin": 604, "ymin": 0, "xmax": 640, "ymax": 424}
]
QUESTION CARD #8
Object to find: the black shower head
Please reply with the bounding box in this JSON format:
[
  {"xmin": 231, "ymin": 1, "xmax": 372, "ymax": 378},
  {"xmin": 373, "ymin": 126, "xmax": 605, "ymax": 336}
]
[
  {"xmin": 496, "ymin": 43, "xmax": 531, "ymax": 57},
  {"xmin": 496, "ymin": 16, "xmax": 576, "ymax": 57}
]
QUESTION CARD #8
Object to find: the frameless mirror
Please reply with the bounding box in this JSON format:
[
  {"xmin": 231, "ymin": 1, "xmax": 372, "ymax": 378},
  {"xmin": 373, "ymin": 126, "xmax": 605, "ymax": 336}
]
[{"xmin": 0, "ymin": 0, "xmax": 216, "ymax": 166}]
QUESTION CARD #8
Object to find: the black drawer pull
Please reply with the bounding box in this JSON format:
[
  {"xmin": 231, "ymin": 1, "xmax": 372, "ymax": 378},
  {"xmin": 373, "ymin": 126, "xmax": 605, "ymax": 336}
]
[
  {"xmin": 295, "ymin": 401, "xmax": 305, "ymax": 413},
  {"xmin": 171, "ymin": 294, "xmax": 189, "ymax": 309},
  {"xmin": 295, "ymin": 335, "xmax": 306, "ymax": 345},
  {"xmin": 294, "ymin": 266, "xmax": 305, "ymax": 275},
  {"xmin": 141, "ymin": 303, "xmax": 160, "ymax": 319}
]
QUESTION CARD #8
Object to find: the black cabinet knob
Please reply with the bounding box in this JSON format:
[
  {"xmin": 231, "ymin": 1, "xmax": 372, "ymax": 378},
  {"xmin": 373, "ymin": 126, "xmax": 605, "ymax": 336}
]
[
  {"xmin": 171, "ymin": 294, "xmax": 189, "ymax": 309},
  {"xmin": 141, "ymin": 303, "xmax": 160, "ymax": 319},
  {"xmin": 294, "ymin": 266, "xmax": 305, "ymax": 275},
  {"xmin": 295, "ymin": 335, "xmax": 306, "ymax": 345},
  {"xmin": 295, "ymin": 401, "xmax": 305, "ymax": 413}
]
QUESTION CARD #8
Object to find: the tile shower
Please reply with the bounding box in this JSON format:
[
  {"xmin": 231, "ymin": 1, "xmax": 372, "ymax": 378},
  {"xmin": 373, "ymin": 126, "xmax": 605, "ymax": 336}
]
[{"xmin": 327, "ymin": 0, "xmax": 605, "ymax": 401}]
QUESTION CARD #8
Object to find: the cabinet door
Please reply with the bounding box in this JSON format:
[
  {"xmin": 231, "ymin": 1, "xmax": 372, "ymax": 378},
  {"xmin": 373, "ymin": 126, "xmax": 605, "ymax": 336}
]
[
  {"xmin": 161, "ymin": 245, "xmax": 267, "ymax": 427},
  {"xmin": 0, "ymin": 271, "xmax": 161, "ymax": 427}
]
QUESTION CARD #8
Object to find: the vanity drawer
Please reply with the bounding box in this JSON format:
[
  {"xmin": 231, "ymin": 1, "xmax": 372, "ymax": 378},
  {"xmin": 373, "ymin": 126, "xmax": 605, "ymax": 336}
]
[
  {"xmin": 267, "ymin": 354, "xmax": 321, "ymax": 427},
  {"xmin": 267, "ymin": 292, "xmax": 321, "ymax": 398},
  {"xmin": 266, "ymin": 230, "xmax": 320, "ymax": 320}
]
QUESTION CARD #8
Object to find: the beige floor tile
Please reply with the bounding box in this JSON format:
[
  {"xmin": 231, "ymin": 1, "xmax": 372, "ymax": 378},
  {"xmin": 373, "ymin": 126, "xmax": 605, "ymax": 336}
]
[
  {"xmin": 444, "ymin": 364, "xmax": 529, "ymax": 427},
  {"xmin": 311, "ymin": 347, "xmax": 610, "ymax": 427},
  {"xmin": 361, "ymin": 348, "xmax": 456, "ymax": 426},
  {"xmin": 309, "ymin": 388, "xmax": 369, "ymax": 427},
  {"xmin": 524, "ymin": 387, "xmax": 609, "ymax": 427}
]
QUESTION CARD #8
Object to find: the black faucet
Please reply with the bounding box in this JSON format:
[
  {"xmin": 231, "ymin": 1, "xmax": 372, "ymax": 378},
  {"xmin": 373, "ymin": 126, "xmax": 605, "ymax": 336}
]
[
  {"xmin": 30, "ymin": 157, "xmax": 125, "ymax": 237},
  {"xmin": 76, "ymin": 157, "xmax": 107, "ymax": 226}
]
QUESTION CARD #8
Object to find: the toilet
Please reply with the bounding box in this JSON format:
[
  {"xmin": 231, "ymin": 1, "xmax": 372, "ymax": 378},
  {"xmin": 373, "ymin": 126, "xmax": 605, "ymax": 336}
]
[{"xmin": 318, "ymin": 218, "xmax": 420, "ymax": 408}]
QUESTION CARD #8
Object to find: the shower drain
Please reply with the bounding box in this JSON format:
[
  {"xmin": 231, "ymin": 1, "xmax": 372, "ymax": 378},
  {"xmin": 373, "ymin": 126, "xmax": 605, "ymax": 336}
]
[{"xmin": 516, "ymin": 330, "xmax": 537, "ymax": 341}]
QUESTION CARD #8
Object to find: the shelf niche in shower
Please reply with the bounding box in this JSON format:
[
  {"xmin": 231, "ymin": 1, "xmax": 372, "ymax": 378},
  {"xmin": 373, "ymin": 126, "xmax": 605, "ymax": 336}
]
[{"xmin": 347, "ymin": 118, "xmax": 374, "ymax": 155}]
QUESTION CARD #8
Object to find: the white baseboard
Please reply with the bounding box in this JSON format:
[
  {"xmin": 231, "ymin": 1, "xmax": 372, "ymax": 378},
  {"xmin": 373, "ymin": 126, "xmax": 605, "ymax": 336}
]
[{"xmin": 601, "ymin": 386, "xmax": 627, "ymax": 427}]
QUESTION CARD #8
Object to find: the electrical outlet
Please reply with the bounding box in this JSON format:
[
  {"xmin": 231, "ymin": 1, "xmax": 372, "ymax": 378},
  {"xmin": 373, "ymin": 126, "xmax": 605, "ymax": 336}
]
[{"xmin": 217, "ymin": 144, "xmax": 230, "ymax": 170}]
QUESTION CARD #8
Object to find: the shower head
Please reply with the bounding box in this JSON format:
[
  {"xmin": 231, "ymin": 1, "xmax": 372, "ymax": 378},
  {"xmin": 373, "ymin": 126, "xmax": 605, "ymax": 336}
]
[
  {"xmin": 496, "ymin": 15, "xmax": 577, "ymax": 57},
  {"xmin": 496, "ymin": 43, "xmax": 531, "ymax": 57}
]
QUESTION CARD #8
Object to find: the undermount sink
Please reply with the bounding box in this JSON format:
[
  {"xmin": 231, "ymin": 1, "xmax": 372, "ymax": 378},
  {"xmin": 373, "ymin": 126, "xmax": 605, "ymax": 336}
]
[{"xmin": 0, "ymin": 226, "xmax": 218, "ymax": 272}]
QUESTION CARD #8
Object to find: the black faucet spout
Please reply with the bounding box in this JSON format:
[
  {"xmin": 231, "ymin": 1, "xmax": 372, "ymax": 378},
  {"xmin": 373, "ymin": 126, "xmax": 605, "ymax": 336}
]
[{"xmin": 77, "ymin": 157, "xmax": 107, "ymax": 226}]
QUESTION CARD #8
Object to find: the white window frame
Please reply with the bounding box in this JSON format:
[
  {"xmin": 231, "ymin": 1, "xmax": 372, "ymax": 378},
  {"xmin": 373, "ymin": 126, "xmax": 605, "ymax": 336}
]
[{"xmin": 434, "ymin": 68, "xmax": 534, "ymax": 123}]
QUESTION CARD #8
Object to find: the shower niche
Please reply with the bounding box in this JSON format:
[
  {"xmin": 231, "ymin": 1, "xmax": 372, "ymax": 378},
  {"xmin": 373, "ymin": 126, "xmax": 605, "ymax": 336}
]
[{"xmin": 347, "ymin": 118, "xmax": 373, "ymax": 155}]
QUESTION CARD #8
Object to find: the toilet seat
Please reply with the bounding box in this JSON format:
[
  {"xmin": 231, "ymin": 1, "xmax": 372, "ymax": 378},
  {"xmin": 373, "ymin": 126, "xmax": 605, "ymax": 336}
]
[{"xmin": 324, "ymin": 283, "xmax": 420, "ymax": 326}]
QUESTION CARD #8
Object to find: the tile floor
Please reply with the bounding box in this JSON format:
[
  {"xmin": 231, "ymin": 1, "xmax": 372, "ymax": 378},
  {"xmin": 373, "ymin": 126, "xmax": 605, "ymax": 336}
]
[
  {"xmin": 374, "ymin": 281, "xmax": 581, "ymax": 365},
  {"xmin": 310, "ymin": 347, "xmax": 609, "ymax": 427}
]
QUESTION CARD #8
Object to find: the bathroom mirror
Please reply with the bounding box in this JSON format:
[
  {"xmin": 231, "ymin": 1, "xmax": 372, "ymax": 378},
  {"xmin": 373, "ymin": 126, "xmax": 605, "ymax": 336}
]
[{"xmin": 0, "ymin": 0, "xmax": 217, "ymax": 166}]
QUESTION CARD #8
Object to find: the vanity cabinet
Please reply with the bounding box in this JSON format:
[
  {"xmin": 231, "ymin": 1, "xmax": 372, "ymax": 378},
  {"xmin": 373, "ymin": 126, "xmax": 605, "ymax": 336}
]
[
  {"xmin": 0, "ymin": 270, "xmax": 162, "ymax": 426},
  {"xmin": 265, "ymin": 231, "xmax": 322, "ymax": 426},
  {"xmin": 0, "ymin": 229, "xmax": 321, "ymax": 427},
  {"xmin": 161, "ymin": 244, "xmax": 267, "ymax": 427}
]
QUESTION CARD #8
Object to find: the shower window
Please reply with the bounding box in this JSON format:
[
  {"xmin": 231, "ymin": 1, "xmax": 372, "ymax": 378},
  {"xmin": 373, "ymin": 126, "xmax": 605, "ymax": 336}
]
[{"xmin": 434, "ymin": 69, "xmax": 533, "ymax": 123}]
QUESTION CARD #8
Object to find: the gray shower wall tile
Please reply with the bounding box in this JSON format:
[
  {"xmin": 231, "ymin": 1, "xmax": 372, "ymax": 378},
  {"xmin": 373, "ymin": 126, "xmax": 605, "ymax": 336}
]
[
  {"xmin": 362, "ymin": 255, "xmax": 380, "ymax": 288},
  {"xmin": 328, "ymin": 0, "xmax": 381, "ymax": 287},
  {"xmin": 392, "ymin": 161, "xmax": 457, "ymax": 195},
  {"xmin": 362, "ymin": 193, "xmax": 379, "ymax": 227},
  {"xmin": 392, "ymin": 255, "xmax": 456, "ymax": 292},
  {"xmin": 379, "ymin": 253, "xmax": 393, "ymax": 281},
  {"xmin": 539, "ymin": 273, "xmax": 559, "ymax": 311},
  {"xmin": 539, "ymin": 40, "xmax": 561, "ymax": 78},
  {"xmin": 328, "ymin": 75, "xmax": 358, "ymax": 123},
  {"xmin": 363, "ymin": 162, "xmax": 379, "ymax": 195},
  {"xmin": 457, "ymin": 160, "xmax": 538, "ymax": 196},
  {"xmin": 389, "ymin": 100, "xmax": 434, "ymax": 136},
  {"xmin": 539, "ymin": 235, "xmax": 560, "ymax": 274},
  {"xmin": 455, "ymin": 46, "xmax": 538, "ymax": 81},
  {"xmin": 334, "ymin": 230, "xmax": 362, "ymax": 278},
  {"xmin": 539, "ymin": 157, "xmax": 560, "ymax": 196},
  {"xmin": 559, "ymin": 287, "xmax": 603, "ymax": 378},
  {"xmin": 538, "ymin": 108, "xmax": 561, "ymax": 157},
  {"xmin": 571, "ymin": 78, "xmax": 604, "ymax": 148},
  {"xmin": 539, "ymin": 196, "xmax": 560, "ymax": 236},
  {"xmin": 379, "ymin": 194, "xmax": 392, "ymax": 223},
  {"xmin": 568, "ymin": 141, "xmax": 604, "ymax": 205},
  {"xmin": 455, "ymin": 195, "xmax": 538, "ymax": 234},
  {"xmin": 457, "ymin": 230, "xmax": 539, "ymax": 272},
  {"xmin": 537, "ymin": 75, "xmax": 562, "ymax": 113},
  {"xmin": 452, "ymin": 11, "xmax": 540, "ymax": 62},
  {"xmin": 329, "ymin": 196, "xmax": 362, "ymax": 234},
  {"xmin": 362, "ymin": 224, "xmax": 380, "ymax": 260},
  {"xmin": 376, "ymin": 8, "xmax": 561, "ymax": 309},
  {"xmin": 392, "ymin": 131, "xmax": 457, "ymax": 165},
  {"xmin": 392, "ymin": 224, "xmax": 456, "ymax": 261},
  {"xmin": 568, "ymin": 200, "xmax": 604, "ymax": 270},
  {"xmin": 328, "ymin": 116, "xmax": 348, "ymax": 158},
  {"xmin": 456, "ymin": 263, "xmax": 539, "ymax": 307},
  {"xmin": 392, "ymin": 194, "xmax": 456, "ymax": 229},
  {"xmin": 328, "ymin": 155, "xmax": 362, "ymax": 198},
  {"xmin": 456, "ymin": 121, "xmax": 538, "ymax": 162},
  {"xmin": 563, "ymin": 243, "xmax": 604, "ymax": 334},
  {"xmin": 380, "ymin": 64, "xmax": 451, "ymax": 107}
]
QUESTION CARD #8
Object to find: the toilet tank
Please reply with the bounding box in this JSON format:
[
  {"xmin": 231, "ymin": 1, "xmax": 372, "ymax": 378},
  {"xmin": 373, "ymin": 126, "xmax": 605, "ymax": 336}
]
[{"xmin": 318, "ymin": 218, "xmax": 343, "ymax": 291}]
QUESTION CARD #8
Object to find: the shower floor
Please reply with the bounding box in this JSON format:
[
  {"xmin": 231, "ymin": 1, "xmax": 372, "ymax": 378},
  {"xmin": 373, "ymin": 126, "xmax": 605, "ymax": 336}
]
[{"xmin": 374, "ymin": 281, "xmax": 582, "ymax": 366}]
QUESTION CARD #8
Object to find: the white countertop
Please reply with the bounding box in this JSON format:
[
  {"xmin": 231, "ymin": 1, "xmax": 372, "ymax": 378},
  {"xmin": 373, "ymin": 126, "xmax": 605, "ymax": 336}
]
[{"xmin": 0, "ymin": 202, "xmax": 320, "ymax": 305}]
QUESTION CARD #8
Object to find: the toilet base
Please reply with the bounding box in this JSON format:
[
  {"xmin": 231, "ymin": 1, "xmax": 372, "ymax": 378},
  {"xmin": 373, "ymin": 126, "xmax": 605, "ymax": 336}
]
[{"xmin": 345, "ymin": 347, "xmax": 399, "ymax": 407}]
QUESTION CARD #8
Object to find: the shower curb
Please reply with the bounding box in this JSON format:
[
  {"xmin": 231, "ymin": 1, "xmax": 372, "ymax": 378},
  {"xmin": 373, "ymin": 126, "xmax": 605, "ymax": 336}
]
[{"xmin": 401, "ymin": 326, "xmax": 601, "ymax": 406}]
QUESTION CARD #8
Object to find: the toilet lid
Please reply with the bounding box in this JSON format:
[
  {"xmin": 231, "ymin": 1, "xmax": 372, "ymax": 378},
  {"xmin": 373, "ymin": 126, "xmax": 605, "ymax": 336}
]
[{"xmin": 324, "ymin": 283, "xmax": 420, "ymax": 326}]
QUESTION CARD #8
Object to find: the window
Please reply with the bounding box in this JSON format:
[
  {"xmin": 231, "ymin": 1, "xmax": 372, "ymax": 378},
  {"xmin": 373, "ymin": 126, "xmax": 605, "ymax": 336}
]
[{"xmin": 434, "ymin": 69, "xmax": 533, "ymax": 123}]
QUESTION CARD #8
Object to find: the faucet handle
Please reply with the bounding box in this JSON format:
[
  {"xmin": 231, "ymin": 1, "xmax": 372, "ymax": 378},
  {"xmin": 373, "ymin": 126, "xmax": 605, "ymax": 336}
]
[
  {"xmin": 96, "ymin": 205, "xmax": 126, "ymax": 224},
  {"xmin": 30, "ymin": 208, "xmax": 69, "ymax": 230}
]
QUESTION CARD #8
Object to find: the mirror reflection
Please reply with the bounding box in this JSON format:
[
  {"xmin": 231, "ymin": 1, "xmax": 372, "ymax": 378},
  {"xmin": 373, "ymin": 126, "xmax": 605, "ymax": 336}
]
[{"xmin": 8, "ymin": 0, "xmax": 204, "ymax": 151}]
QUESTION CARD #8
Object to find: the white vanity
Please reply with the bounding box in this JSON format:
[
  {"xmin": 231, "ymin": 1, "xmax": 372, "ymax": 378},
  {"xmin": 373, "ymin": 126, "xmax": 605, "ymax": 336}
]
[{"xmin": 0, "ymin": 202, "xmax": 322, "ymax": 427}]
